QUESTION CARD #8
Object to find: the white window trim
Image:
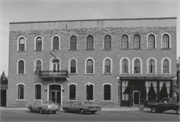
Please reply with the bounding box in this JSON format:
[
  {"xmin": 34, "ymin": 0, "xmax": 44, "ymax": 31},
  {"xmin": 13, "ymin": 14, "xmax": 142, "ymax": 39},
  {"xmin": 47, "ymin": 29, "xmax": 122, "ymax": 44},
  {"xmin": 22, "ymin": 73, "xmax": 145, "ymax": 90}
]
[
  {"xmin": 34, "ymin": 36, "xmax": 43, "ymax": 51},
  {"xmin": 86, "ymin": 35, "xmax": 95, "ymax": 50},
  {"xmin": 34, "ymin": 83, "xmax": 42, "ymax": 101},
  {"xmin": 161, "ymin": 33, "xmax": 171, "ymax": 49},
  {"xmin": 146, "ymin": 57, "xmax": 157, "ymax": 74},
  {"xmin": 17, "ymin": 36, "xmax": 26, "ymax": 51},
  {"xmin": 16, "ymin": 83, "xmax": 25, "ymax": 100},
  {"xmin": 120, "ymin": 33, "xmax": 130, "ymax": 49},
  {"xmin": 68, "ymin": 83, "xmax": 77, "ymax": 101},
  {"xmin": 85, "ymin": 57, "xmax": 95, "ymax": 74},
  {"xmin": 102, "ymin": 83, "xmax": 112, "ymax": 101},
  {"xmin": 161, "ymin": 57, "xmax": 171, "ymax": 74},
  {"xmin": 147, "ymin": 33, "xmax": 157, "ymax": 49},
  {"xmin": 17, "ymin": 59, "xmax": 26, "ymax": 74},
  {"xmin": 68, "ymin": 58, "xmax": 78, "ymax": 74},
  {"xmin": 69, "ymin": 35, "xmax": 78, "ymax": 50},
  {"xmin": 132, "ymin": 57, "xmax": 143, "ymax": 74},
  {"xmin": 132, "ymin": 34, "xmax": 141, "ymax": 49},
  {"xmin": 120, "ymin": 57, "xmax": 130, "ymax": 74},
  {"xmin": 103, "ymin": 34, "xmax": 111, "ymax": 50},
  {"xmin": 85, "ymin": 82, "xmax": 95, "ymax": 101},
  {"xmin": 49, "ymin": 57, "xmax": 61, "ymax": 71},
  {"xmin": 102, "ymin": 57, "xmax": 113, "ymax": 74},
  {"xmin": 51, "ymin": 35, "xmax": 61, "ymax": 50},
  {"xmin": 34, "ymin": 58, "xmax": 43, "ymax": 72}
]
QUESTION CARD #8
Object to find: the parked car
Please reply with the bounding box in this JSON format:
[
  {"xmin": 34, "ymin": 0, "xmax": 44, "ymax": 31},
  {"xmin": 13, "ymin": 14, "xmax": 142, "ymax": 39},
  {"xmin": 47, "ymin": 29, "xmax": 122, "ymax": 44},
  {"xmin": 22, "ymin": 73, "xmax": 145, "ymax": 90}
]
[
  {"xmin": 28, "ymin": 101, "xmax": 60, "ymax": 114},
  {"xmin": 62, "ymin": 101, "xmax": 101, "ymax": 114},
  {"xmin": 147, "ymin": 97, "xmax": 179, "ymax": 114}
]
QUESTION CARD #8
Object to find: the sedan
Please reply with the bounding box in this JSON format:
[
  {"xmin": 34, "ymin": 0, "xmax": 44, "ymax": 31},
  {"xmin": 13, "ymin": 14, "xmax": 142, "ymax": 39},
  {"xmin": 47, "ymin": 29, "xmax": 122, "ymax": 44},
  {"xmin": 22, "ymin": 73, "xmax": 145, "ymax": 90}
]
[
  {"xmin": 62, "ymin": 101, "xmax": 101, "ymax": 114},
  {"xmin": 28, "ymin": 101, "xmax": 60, "ymax": 114}
]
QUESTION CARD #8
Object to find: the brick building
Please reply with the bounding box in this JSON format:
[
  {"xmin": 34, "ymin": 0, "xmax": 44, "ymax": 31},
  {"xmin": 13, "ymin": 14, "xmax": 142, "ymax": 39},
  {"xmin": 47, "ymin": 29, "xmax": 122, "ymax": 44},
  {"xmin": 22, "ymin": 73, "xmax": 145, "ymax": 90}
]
[{"xmin": 8, "ymin": 17, "xmax": 177, "ymax": 107}]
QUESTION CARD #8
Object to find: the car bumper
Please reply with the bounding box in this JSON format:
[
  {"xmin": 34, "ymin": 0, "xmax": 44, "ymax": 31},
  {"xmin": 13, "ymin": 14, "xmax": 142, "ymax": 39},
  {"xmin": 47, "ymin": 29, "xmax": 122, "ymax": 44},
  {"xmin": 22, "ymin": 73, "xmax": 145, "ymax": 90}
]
[
  {"xmin": 85, "ymin": 108, "xmax": 101, "ymax": 112},
  {"xmin": 43, "ymin": 108, "xmax": 60, "ymax": 112}
]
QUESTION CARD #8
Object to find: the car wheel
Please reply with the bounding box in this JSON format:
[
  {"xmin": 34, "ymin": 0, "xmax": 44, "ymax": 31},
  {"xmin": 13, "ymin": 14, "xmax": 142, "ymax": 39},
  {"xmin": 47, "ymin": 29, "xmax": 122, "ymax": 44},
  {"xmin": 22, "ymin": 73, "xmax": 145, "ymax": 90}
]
[
  {"xmin": 29, "ymin": 107, "xmax": 33, "ymax": 112},
  {"xmin": 65, "ymin": 108, "xmax": 69, "ymax": 113},
  {"xmin": 39, "ymin": 108, "xmax": 43, "ymax": 114},
  {"xmin": 176, "ymin": 108, "xmax": 179, "ymax": 114},
  {"xmin": 151, "ymin": 106, "xmax": 158, "ymax": 113},
  {"xmin": 52, "ymin": 111, "xmax": 56, "ymax": 114},
  {"xmin": 79, "ymin": 109, "xmax": 85, "ymax": 114}
]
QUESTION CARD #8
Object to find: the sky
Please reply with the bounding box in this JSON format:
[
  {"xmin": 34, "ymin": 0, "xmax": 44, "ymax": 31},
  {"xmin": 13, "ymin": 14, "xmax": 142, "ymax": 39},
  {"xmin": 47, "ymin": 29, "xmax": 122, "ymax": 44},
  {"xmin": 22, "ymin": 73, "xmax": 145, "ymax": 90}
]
[{"xmin": 0, "ymin": 0, "xmax": 179, "ymax": 76}]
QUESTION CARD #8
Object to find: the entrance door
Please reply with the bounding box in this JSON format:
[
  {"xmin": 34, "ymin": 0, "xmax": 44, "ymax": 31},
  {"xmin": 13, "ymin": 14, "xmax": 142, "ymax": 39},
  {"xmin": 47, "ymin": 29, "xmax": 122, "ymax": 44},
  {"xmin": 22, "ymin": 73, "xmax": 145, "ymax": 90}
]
[
  {"xmin": 1, "ymin": 90, "xmax": 6, "ymax": 106},
  {"xmin": 133, "ymin": 91, "xmax": 140, "ymax": 107},
  {"xmin": 50, "ymin": 90, "xmax": 61, "ymax": 105}
]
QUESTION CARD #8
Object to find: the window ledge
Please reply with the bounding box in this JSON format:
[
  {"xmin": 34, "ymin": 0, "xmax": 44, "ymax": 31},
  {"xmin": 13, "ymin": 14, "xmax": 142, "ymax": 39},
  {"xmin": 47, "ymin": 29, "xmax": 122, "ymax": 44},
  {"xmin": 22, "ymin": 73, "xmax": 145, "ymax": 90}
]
[
  {"xmin": 17, "ymin": 51, "xmax": 26, "ymax": 52},
  {"xmin": 102, "ymin": 100, "xmax": 112, "ymax": 102},
  {"xmin": 120, "ymin": 73, "xmax": 130, "ymax": 75},
  {"xmin": 119, "ymin": 49, "xmax": 130, "ymax": 50},
  {"xmin": 146, "ymin": 49, "xmax": 157, "ymax": 50},
  {"xmin": 161, "ymin": 48, "xmax": 171, "ymax": 50},
  {"xmin": 67, "ymin": 100, "xmax": 77, "ymax": 101},
  {"xmin": 102, "ymin": 49, "xmax": 112, "ymax": 51},
  {"xmin": 84, "ymin": 100, "xmax": 95, "ymax": 102},
  {"xmin": 34, "ymin": 50, "xmax": 43, "ymax": 52},
  {"xmin": 85, "ymin": 73, "xmax": 95, "ymax": 75},
  {"xmin": 17, "ymin": 74, "xmax": 26, "ymax": 76},
  {"xmin": 147, "ymin": 73, "xmax": 157, "ymax": 75},
  {"xmin": 103, "ymin": 73, "xmax": 112, "ymax": 75},
  {"xmin": 85, "ymin": 49, "xmax": 95, "ymax": 51},
  {"xmin": 131, "ymin": 48, "xmax": 142, "ymax": 50},
  {"xmin": 51, "ymin": 50, "xmax": 60, "ymax": 51},
  {"xmin": 69, "ymin": 73, "xmax": 78, "ymax": 75},
  {"xmin": 33, "ymin": 99, "xmax": 42, "ymax": 101},
  {"xmin": 16, "ymin": 99, "xmax": 25, "ymax": 101},
  {"xmin": 68, "ymin": 49, "xmax": 78, "ymax": 51}
]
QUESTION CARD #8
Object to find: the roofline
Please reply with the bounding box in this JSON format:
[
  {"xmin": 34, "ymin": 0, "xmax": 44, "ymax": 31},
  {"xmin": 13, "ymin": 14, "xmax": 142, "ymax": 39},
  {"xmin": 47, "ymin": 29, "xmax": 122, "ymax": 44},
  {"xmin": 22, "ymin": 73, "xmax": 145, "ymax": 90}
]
[{"xmin": 9, "ymin": 17, "xmax": 177, "ymax": 24}]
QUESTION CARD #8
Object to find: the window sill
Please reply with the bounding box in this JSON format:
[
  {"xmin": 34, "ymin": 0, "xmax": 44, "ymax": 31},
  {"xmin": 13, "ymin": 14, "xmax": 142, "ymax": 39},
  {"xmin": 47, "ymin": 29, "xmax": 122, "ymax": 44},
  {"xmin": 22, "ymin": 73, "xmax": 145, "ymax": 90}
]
[
  {"xmin": 33, "ymin": 99, "xmax": 42, "ymax": 101},
  {"xmin": 147, "ymin": 73, "xmax": 157, "ymax": 75},
  {"xmin": 85, "ymin": 73, "xmax": 95, "ymax": 75},
  {"xmin": 34, "ymin": 50, "xmax": 43, "ymax": 52},
  {"xmin": 17, "ymin": 51, "xmax": 26, "ymax": 52},
  {"xmin": 67, "ymin": 100, "xmax": 77, "ymax": 101},
  {"xmin": 132, "ymin": 73, "xmax": 143, "ymax": 75},
  {"xmin": 102, "ymin": 100, "xmax": 112, "ymax": 102},
  {"xmin": 84, "ymin": 100, "xmax": 95, "ymax": 102},
  {"xmin": 51, "ymin": 50, "xmax": 60, "ymax": 51},
  {"xmin": 102, "ymin": 49, "xmax": 112, "ymax": 51},
  {"xmin": 16, "ymin": 99, "xmax": 25, "ymax": 101},
  {"xmin": 68, "ymin": 49, "xmax": 78, "ymax": 51},
  {"xmin": 103, "ymin": 73, "xmax": 112, "ymax": 75},
  {"xmin": 17, "ymin": 74, "xmax": 26, "ymax": 76},
  {"xmin": 119, "ymin": 49, "xmax": 130, "ymax": 50},
  {"xmin": 131, "ymin": 48, "xmax": 142, "ymax": 50},
  {"xmin": 146, "ymin": 49, "xmax": 157, "ymax": 50},
  {"xmin": 85, "ymin": 49, "xmax": 95, "ymax": 51},
  {"xmin": 161, "ymin": 48, "xmax": 171, "ymax": 50},
  {"xmin": 120, "ymin": 73, "xmax": 130, "ymax": 75},
  {"xmin": 69, "ymin": 73, "xmax": 77, "ymax": 75}
]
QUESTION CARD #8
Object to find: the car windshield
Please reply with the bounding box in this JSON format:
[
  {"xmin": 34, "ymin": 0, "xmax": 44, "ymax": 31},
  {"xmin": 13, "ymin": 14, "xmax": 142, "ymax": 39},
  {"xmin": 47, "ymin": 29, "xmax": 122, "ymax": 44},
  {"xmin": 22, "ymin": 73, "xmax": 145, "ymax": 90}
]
[{"xmin": 43, "ymin": 101, "xmax": 54, "ymax": 104}]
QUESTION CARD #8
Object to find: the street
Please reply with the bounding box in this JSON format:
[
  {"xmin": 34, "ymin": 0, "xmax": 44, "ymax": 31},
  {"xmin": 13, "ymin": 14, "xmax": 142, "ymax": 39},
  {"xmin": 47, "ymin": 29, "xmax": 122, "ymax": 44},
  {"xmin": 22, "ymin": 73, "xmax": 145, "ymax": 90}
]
[{"xmin": 0, "ymin": 109, "xmax": 179, "ymax": 122}]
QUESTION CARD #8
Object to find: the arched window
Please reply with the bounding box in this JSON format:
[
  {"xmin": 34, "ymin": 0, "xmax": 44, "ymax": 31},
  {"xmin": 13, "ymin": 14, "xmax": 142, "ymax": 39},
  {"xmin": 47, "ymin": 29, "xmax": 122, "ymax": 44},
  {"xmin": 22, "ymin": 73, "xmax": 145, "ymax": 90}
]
[
  {"xmin": 86, "ymin": 84, "xmax": 93, "ymax": 100},
  {"xmin": 36, "ymin": 37, "xmax": 42, "ymax": 51},
  {"xmin": 163, "ymin": 59, "xmax": 169, "ymax": 73},
  {"xmin": 104, "ymin": 84, "xmax": 111, "ymax": 100},
  {"xmin": 53, "ymin": 36, "xmax": 59, "ymax": 50},
  {"xmin": 122, "ymin": 59, "xmax": 129, "ymax": 73},
  {"xmin": 69, "ymin": 84, "xmax": 76, "ymax": 100},
  {"xmin": 18, "ymin": 84, "xmax": 24, "ymax": 99},
  {"xmin": 104, "ymin": 59, "xmax": 111, "ymax": 74},
  {"xmin": 36, "ymin": 60, "xmax": 42, "ymax": 71},
  {"xmin": 19, "ymin": 37, "xmax": 25, "ymax": 51},
  {"xmin": 162, "ymin": 34, "xmax": 170, "ymax": 49},
  {"xmin": 70, "ymin": 36, "xmax": 77, "ymax": 50},
  {"xmin": 148, "ymin": 34, "xmax": 155, "ymax": 49},
  {"xmin": 70, "ymin": 59, "xmax": 76, "ymax": 73},
  {"xmin": 134, "ymin": 59, "xmax": 141, "ymax": 73},
  {"xmin": 86, "ymin": 59, "xmax": 93, "ymax": 73},
  {"xmin": 121, "ymin": 35, "xmax": 129, "ymax": 49},
  {"xmin": 18, "ymin": 60, "xmax": 25, "ymax": 74},
  {"xmin": 133, "ymin": 34, "xmax": 140, "ymax": 49},
  {"xmin": 87, "ymin": 35, "xmax": 94, "ymax": 50},
  {"xmin": 104, "ymin": 35, "xmax": 111, "ymax": 50},
  {"xmin": 148, "ymin": 59, "xmax": 155, "ymax": 73},
  {"xmin": 35, "ymin": 84, "xmax": 41, "ymax": 100},
  {"xmin": 52, "ymin": 58, "xmax": 60, "ymax": 72}
]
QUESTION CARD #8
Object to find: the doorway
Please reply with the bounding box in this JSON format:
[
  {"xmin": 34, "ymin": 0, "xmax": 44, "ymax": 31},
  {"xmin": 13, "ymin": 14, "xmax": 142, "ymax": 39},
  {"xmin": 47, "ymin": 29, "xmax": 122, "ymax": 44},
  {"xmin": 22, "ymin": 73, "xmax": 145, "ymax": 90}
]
[
  {"xmin": 0, "ymin": 90, "xmax": 6, "ymax": 106},
  {"xmin": 49, "ymin": 85, "xmax": 61, "ymax": 106},
  {"xmin": 133, "ymin": 91, "xmax": 140, "ymax": 107}
]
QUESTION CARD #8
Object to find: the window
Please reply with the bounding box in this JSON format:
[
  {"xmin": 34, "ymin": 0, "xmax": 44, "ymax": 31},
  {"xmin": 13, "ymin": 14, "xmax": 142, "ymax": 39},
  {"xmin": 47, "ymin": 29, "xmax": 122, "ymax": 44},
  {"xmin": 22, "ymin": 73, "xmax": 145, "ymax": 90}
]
[
  {"xmin": 148, "ymin": 59, "xmax": 155, "ymax": 73},
  {"xmin": 36, "ymin": 37, "xmax": 42, "ymax": 51},
  {"xmin": 87, "ymin": 35, "xmax": 94, "ymax": 50},
  {"xmin": 86, "ymin": 85, "xmax": 93, "ymax": 100},
  {"xmin": 53, "ymin": 36, "xmax": 59, "ymax": 50},
  {"xmin": 52, "ymin": 58, "xmax": 60, "ymax": 72},
  {"xmin": 163, "ymin": 59, "xmax": 169, "ymax": 73},
  {"xmin": 134, "ymin": 59, "xmax": 141, "ymax": 73},
  {"xmin": 18, "ymin": 60, "xmax": 25, "ymax": 74},
  {"xmin": 104, "ymin": 59, "xmax": 111, "ymax": 74},
  {"xmin": 86, "ymin": 59, "xmax": 93, "ymax": 73},
  {"xmin": 121, "ymin": 35, "xmax": 129, "ymax": 49},
  {"xmin": 104, "ymin": 85, "xmax": 111, "ymax": 100},
  {"xmin": 36, "ymin": 60, "xmax": 42, "ymax": 71},
  {"xmin": 122, "ymin": 59, "xmax": 129, "ymax": 73},
  {"xmin": 70, "ymin": 36, "xmax": 77, "ymax": 50},
  {"xmin": 70, "ymin": 59, "xmax": 76, "ymax": 73},
  {"xmin": 18, "ymin": 84, "xmax": 24, "ymax": 99},
  {"xmin": 133, "ymin": 34, "xmax": 140, "ymax": 49},
  {"xmin": 69, "ymin": 84, "xmax": 76, "ymax": 100},
  {"xmin": 19, "ymin": 37, "xmax": 25, "ymax": 51},
  {"xmin": 35, "ymin": 84, "xmax": 41, "ymax": 100},
  {"xmin": 162, "ymin": 34, "xmax": 170, "ymax": 49},
  {"xmin": 104, "ymin": 35, "xmax": 111, "ymax": 50},
  {"xmin": 148, "ymin": 34, "xmax": 155, "ymax": 49}
]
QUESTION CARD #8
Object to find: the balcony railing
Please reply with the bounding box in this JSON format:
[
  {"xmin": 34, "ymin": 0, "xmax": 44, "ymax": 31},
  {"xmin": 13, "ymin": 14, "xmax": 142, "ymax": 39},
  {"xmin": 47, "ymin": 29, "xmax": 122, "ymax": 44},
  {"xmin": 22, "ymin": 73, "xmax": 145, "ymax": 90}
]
[{"xmin": 38, "ymin": 70, "xmax": 68, "ymax": 78}]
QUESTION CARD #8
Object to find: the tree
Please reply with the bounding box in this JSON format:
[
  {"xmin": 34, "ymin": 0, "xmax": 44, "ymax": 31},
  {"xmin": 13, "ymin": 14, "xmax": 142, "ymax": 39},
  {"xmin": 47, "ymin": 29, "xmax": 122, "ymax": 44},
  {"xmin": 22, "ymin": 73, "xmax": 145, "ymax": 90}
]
[{"xmin": 0, "ymin": 71, "xmax": 8, "ymax": 84}]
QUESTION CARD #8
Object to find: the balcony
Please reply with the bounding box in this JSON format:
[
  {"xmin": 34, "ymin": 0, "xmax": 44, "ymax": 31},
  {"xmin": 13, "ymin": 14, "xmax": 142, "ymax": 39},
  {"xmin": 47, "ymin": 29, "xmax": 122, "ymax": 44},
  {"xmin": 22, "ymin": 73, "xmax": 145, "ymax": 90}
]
[{"xmin": 37, "ymin": 70, "xmax": 68, "ymax": 80}]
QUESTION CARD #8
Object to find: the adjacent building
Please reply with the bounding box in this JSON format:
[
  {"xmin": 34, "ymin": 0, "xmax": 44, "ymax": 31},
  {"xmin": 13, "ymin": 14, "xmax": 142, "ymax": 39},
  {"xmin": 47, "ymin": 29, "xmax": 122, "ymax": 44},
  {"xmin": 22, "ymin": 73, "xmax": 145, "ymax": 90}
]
[{"xmin": 8, "ymin": 17, "xmax": 177, "ymax": 107}]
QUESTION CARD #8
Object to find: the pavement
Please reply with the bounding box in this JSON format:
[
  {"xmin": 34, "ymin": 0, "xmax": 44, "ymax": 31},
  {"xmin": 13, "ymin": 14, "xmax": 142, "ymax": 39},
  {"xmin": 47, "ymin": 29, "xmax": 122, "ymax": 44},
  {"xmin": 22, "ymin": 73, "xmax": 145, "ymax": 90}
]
[{"xmin": 0, "ymin": 106, "xmax": 150, "ymax": 112}]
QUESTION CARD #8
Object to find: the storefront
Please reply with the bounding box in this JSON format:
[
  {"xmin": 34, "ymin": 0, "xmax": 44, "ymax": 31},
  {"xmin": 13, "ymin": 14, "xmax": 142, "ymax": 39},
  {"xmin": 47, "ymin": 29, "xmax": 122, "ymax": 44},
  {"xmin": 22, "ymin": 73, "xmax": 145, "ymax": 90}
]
[{"xmin": 118, "ymin": 76, "xmax": 174, "ymax": 107}]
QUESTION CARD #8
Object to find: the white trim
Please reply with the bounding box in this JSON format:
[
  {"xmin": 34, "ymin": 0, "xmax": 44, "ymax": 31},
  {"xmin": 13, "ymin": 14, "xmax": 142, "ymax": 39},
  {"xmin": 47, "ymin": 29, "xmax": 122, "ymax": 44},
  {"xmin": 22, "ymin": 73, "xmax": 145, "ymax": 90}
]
[
  {"xmin": 132, "ymin": 57, "xmax": 143, "ymax": 74},
  {"xmin": 85, "ymin": 82, "xmax": 95, "ymax": 101},
  {"xmin": 120, "ymin": 57, "xmax": 130, "ymax": 74},
  {"xmin": 102, "ymin": 83, "xmax": 112, "ymax": 101},
  {"xmin": 85, "ymin": 57, "xmax": 95, "ymax": 74},
  {"xmin": 17, "ymin": 59, "xmax": 26, "ymax": 74},
  {"xmin": 51, "ymin": 35, "xmax": 61, "ymax": 50},
  {"xmin": 86, "ymin": 35, "xmax": 95, "ymax": 50},
  {"xmin": 68, "ymin": 83, "xmax": 77, "ymax": 100},
  {"xmin": 17, "ymin": 36, "xmax": 26, "ymax": 51},
  {"xmin": 16, "ymin": 83, "xmax": 25, "ymax": 100},
  {"xmin": 120, "ymin": 34, "xmax": 130, "ymax": 49},
  {"xmin": 103, "ymin": 34, "xmax": 111, "ymax": 50},
  {"xmin": 49, "ymin": 57, "xmax": 61, "ymax": 71},
  {"xmin": 34, "ymin": 36, "xmax": 43, "ymax": 51},
  {"xmin": 16, "ymin": 83, "xmax": 25, "ymax": 86},
  {"xmin": 102, "ymin": 83, "xmax": 112, "ymax": 86},
  {"xmin": 147, "ymin": 33, "xmax": 157, "ymax": 49},
  {"xmin": 161, "ymin": 33, "xmax": 171, "ymax": 49},
  {"xmin": 132, "ymin": 34, "xmax": 141, "ymax": 49},
  {"xmin": 68, "ymin": 58, "xmax": 78, "ymax": 74},
  {"xmin": 34, "ymin": 83, "xmax": 42, "ymax": 101},
  {"xmin": 146, "ymin": 57, "xmax": 157, "ymax": 74},
  {"xmin": 69, "ymin": 35, "xmax": 78, "ymax": 50},
  {"xmin": 102, "ymin": 57, "xmax": 113, "ymax": 74},
  {"xmin": 34, "ymin": 58, "xmax": 43, "ymax": 72},
  {"xmin": 161, "ymin": 57, "xmax": 172, "ymax": 74}
]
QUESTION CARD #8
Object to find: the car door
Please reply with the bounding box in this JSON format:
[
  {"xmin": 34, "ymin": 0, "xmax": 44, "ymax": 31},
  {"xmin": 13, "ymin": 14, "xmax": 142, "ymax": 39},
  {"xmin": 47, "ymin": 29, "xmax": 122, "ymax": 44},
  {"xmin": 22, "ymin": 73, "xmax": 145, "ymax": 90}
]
[
  {"xmin": 68, "ymin": 101, "xmax": 77, "ymax": 111},
  {"xmin": 33, "ymin": 101, "xmax": 40, "ymax": 111},
  {"xmin": 158, "ymin": 98, "xmax": 169, "ymax": 111}
]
